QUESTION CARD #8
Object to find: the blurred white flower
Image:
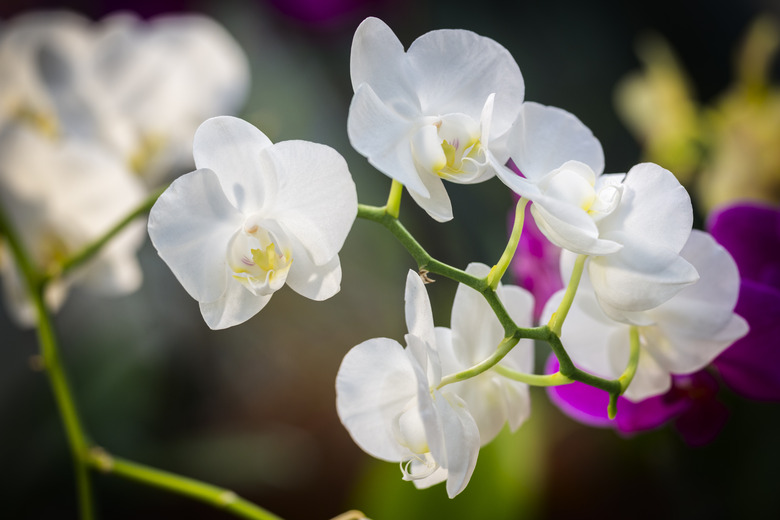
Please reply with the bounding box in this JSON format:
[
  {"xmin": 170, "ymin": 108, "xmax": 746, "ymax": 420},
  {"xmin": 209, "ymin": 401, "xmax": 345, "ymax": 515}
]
[
  {"xmin": 92, "ymin": 12, "xmax": 251, "ymax": 181},
  {"xmin": 336, "ymin": 271, "xmax": 480, "ymax": 498},
  {"xmin": 148, "ymin": 116, "xmax": 357, "ymax": 329},
  {"xmin": 0, "ymin": 10, "xmax": 250, "ymax": 181},
  {"xmin": 0, "ymin": 126, "xmax": 146, "ymax": 326},
  {"xmin": 437, "ymin": 263, "xmax": 534, "ymax": 445},
  {"xmin": 347, "ymin": 17, "xmax": 525, "ymax": 221},
  {"xmin": 543, "ymin": 230, "xmax": 748, "ymax": 401}
]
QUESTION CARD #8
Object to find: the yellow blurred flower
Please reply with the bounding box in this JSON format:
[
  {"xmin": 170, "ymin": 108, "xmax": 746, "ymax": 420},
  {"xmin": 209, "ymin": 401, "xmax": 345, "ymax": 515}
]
[{"xmin": 615, "ymin": 16, "xmax": 780, "ymax": 214}]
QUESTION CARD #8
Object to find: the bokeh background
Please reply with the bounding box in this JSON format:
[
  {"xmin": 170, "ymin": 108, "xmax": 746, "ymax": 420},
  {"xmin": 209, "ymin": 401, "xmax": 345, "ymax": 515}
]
[{"xmin": 1, "ymin": 0, "xmax": 779, "ymax": 518}]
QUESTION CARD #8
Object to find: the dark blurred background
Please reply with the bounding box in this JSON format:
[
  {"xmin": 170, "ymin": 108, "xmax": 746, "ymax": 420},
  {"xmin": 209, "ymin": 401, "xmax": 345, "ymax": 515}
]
[{"xmin": 1, "ymin": 0, "xmax": 779, "ymax": 518}]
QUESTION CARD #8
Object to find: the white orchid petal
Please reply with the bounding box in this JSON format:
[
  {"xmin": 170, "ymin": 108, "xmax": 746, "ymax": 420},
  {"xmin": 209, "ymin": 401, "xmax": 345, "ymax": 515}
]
[
  {"xmin": 284, "ymin": 240, "xmax": 341, "ymax": 301},
  {"xmin": 404, "ymin": 270, "xmax": 436, "ymax": 352},
  {"xmin": 350, "ymin": 17, "xmax": 420, "ymax": 118},
  {"xmin": 406, "ymin": 172, "xmax": 453, "ymax": 222},
  {"xmin": 148, "ymin": 168, "xmax": 243, "ymax": 303},
  {"xmin": 347, "ymin": 84, "xmax": 429, "ymax": 197},
  {"xmin": 434, "ymin": 391, "xmax": 480, "ymax": 498},
  {"xmin": 411, "ymin": 466, "xmax": 449, "ymax": 489},
  {"xmin": 263, "ymin": 140, "xmax": 357, "ymax": 266},
  {"xmin": 450, "ymin": 263, "xmax": 502, "ymax": 363},
  {"xmin": 618, "ymin": 345, "xmax": 672, "ymax": 402},
  {"xmin": 508, "ymin": 102, "xmax": 604, "ymax": 181},
  {"xmin": 199, "ymin": 277, "xmax": 272, "ymax": 330},
  {"xmin": 407, "ymin": 28, "xmax": 524, "ymax": 138},
  {"xmin": 589, "ymin": 238, "xmax": 699, "ymax": 315},
  {"xmin": 336, "ymin": 337, "xmax": 418, "ymax": 462},
  {"xmin": 192, "ymin": 116, "xmax": 275, "ymax": 213},
  {"xmin": 647, "ymin": 231, "xmax": 741, "ymax": 336},
  {"xmin": 494, "ymin": 163, "xmax": 544, "ymax": 199},
  {"xmin": 599, "ymin": 163, "xmax": 692, "ymax": 253},
  {"xmin": 531, "ymin": 200, "xmax": 622, "ymax": 255}
]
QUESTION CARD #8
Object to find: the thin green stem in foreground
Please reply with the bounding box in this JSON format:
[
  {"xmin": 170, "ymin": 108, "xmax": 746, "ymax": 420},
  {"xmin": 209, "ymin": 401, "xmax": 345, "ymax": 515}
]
[
  {"xmin": 0, "ymin": 203, "xmax": 95, "ymax": 520},
  {"xmin": 88, "ymin": 449, "xmax": 283, "ymax": 520},
  {"xmin": 487, "ymin": 197, "xmax": 528, "ymax": 290},
  {"xmin": 548, "ymin": 254, "xmax": 587, "ymax": 336},
  {"xmin": 48, "ymin": 184, "xmax": 168, "ymax": 283}
]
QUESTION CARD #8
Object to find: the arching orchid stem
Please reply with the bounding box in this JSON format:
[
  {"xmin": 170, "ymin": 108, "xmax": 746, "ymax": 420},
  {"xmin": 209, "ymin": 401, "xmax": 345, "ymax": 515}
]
[
  {"xmin": 0, "ymin": 203, "xmax": 95, "ymax": 520},
  {"xmin": 384, "ymin": 180, "xmax": 403, "ymax": 219},
  {"xmin": 437, "ymin": 335, "xmax": 520, "ymax": 388},
  {"xmin": 487, "ymin": 197, "xmax": 528, "ymax": 290},
  {"xmin": 494, "ymin": 365, "xmax": 573, "ymax": 386},
  {"xmin": 548, "ymin": 254, "xmax": 587, "ymax": 336},
  {"xmin": 357, "ymin": 204, "xmax": 478, "ymax": 288},
  {"xmin": 87, "ymin": 449, "xmax": 284, "ymax": 520},
  {"xmin": 48, "ymin": 184, "xmax": 169, "ymax": 284}
]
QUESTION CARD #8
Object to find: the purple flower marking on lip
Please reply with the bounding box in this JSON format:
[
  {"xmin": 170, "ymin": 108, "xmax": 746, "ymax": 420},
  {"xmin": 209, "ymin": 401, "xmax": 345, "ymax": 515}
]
[{"xmin": 241, "ymin": 256, "xmax": 255, "ymax": 267}]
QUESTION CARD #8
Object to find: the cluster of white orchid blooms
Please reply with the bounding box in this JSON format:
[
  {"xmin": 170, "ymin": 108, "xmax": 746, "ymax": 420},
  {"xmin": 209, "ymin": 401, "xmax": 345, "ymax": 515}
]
[
  {"xmin": 1, "ymin": 12, "xmax": 749, "ymax": 500},
  {"xmin": 0, "ymin": 11, "xmax": 249, "ymax": 325},
  {"xmin": 146, "ymin": 17, "xmax": 748, "ymax": 496}
]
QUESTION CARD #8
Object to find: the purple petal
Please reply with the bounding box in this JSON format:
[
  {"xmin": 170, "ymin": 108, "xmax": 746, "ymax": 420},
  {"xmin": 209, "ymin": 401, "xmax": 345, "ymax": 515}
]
[
  {"xmin": 708, "ymin": 203, "xmax": 780, "ymax": 290},
  {"xmin": 714, "ymin": 280, "xmax": 780, "ymax": 400},
  {"xmin": 545, "ymin": 355, "xmax": 728, "ymax": 444}
]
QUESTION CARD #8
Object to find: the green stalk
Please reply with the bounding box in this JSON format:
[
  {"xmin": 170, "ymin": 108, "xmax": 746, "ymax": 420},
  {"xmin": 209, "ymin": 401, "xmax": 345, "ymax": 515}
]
[
  {"xmin": 486, "ymin": 197, "xmax": 528, "ymax": 290},
  {"xmin": 384, "ymin": 180, "xmax": 403, "ymax": 219},
  {"xmin": 494, "ymin": 366, "xmax": 573, "ymax": 387},
  {"xmin": 619, "ymin": 327, "xmax": 641, "ymax": 392},
  {"xmin": 47, "ymin": 184, "xmax": 168, "ymax": 283},
  {"xmin": 437, "ymin": 336, "xmax": 520, "ymax": 388},
  {"xmin": 0, "ymin": 204, "xmax": 95, "ymax": 520},
  {"xmin": 548, "ymin": 254, "xmax": 587, "ymax": 336},
  {"xmin": 88, "ymin": 450, "xmax": 283, "ymax": 520}
]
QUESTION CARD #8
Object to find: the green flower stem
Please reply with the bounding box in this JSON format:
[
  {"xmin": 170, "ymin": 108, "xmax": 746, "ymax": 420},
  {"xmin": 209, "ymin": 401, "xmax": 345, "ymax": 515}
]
[
  {"xmin": 87, "ymin": 449, "xmax": 283, "ymax": 520},
  {"xmin": 486, "ymin": 197, "xmax": 528, "ymax": 290},
  {"xmin": 47, "ymin": 184, "xmax": 168, "ymax": 284},
  {"xmin": 437, "ymin": 336, "xmax": 520, "ymax": 388},
  {"xmin": 548, "ymin": 254, "xmax": 587, "ymax": 336},
  {"xmin": 494, "ymin": 366, "xmax": 573, "ymax": 387},
  {"xmin": 384, "ymin": 180, "xmax": 404, "ymax": 219},
  {"xmin": 3, "ymin": 195, "xmax": 287, "ymax": 520},
  {"xmin": 0, "ymin": 204, "xmax": 95, "ymax": 520},
  {"xmin": 357, "ymin": 204, "xmax": 478, "ymax": 288},
  {"xmin": 619, "ymin": 327, "xmax": 641, "ymax": 392},
  {"xmin": 356, "ymin": 203, "xmax": 630, "ymax": 418}
]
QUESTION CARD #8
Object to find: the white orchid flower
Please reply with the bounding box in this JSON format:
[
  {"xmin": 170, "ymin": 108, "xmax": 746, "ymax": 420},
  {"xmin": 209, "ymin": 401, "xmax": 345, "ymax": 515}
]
[
  {"xmin": 0, "ymin": 126, "xmax": 146, "ymax": 326},
  {"xmin": 437, "ymin": 263, "xmax": 534, "ymax": 445},
  {"xmin": 336, "ymin": 271, "xmax": 480, "ymax": 498},
  {"xmin": 586, "ymin": 163, "xmax": 699, "ymax": 317},
  {"xmin": 148, "ymin": 116, "xmax": 357, "ymax": 330},
  {"xmin": 93, "ymin": 13, "xmax": 250, "ymax": 180},
  {"xmin": 498, "ymin": 104, "xmax": 698, "ymax": 311},
  {"xmin": 0, "ymin": 11, "xmax": 250, "ymax": 182},
  {"xmin": 496, "ymin": 102, "xmax": 614, "ymax": 255},
  {"xmin": 0, "ymin": 11, "xmax": 118, "ymax": 142},
  {"xmin": 543, "ymin": 231, "xmax": 748, "ymax": 401},
  {"xmin": 347, "ymin": 17, "xmax": 525, "ymax": 221}
]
